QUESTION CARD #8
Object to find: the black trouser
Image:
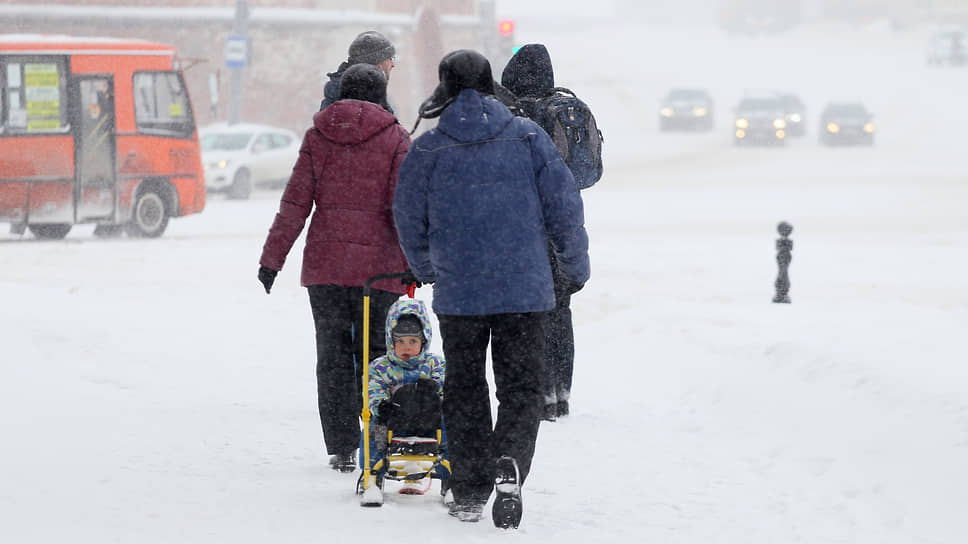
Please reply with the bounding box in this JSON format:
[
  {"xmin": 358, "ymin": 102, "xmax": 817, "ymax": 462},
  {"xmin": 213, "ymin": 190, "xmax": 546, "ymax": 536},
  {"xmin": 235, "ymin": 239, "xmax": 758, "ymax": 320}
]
[
  {"xmin": 544, "ymin": 291, "xmax": 574, "ymax": 406},
  {"xmin": 437, "ymin": 312, "xmax": 545, "ymax": 504},
  {"xmin": 307, "ymin": 284, "xmax": 399, "ymax": 455}
]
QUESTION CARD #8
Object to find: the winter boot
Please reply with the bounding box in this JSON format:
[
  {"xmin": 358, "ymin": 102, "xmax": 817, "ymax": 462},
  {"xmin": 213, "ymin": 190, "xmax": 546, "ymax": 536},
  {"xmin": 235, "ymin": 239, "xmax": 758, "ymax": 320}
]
[
  {"xmin": 328, "ymin": 450, "xmax": 357, "ymax": 473},
  {"xmin": 448, "ymin": 500, "xmax": 484, "ymax": 522},
  {"xmin": 541, "ymin": 403, "xmax": 557, "ymax": 422},
  {"xmin": 556, "ymin": 399, "xmax": 569, "ymax": 417},
  {"xmin": 492, "ymin": 456, "xmax": 523, "ymax": 529},
  {"xmin": 359, "ymin": 472, "xmax": 384, "ymax": 507}
]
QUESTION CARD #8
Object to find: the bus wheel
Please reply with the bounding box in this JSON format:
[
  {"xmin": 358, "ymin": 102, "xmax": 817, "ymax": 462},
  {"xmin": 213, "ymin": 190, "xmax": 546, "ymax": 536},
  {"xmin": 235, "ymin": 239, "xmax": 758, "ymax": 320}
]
[
  {"xmin": 227, "ymin": 169, "xmax": 252, "ymax": 200},
  {"xmin": 93, "ymin": 224, "xmax": 124, "ymax": 238},
  {"xmin": 126, "ymin": 189, "xmax": 169, "ymax": 238},
  {"xmin": 28, "ymin": 223, "xmax": 72, "ymax": 239}
]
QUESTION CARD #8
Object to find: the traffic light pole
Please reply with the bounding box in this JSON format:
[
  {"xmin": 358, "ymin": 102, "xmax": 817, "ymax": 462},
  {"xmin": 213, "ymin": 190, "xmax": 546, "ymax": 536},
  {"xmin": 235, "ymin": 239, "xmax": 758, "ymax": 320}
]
[{"xmin": 478, "ymin": 0, "xmax": 498, "ymax": 67}]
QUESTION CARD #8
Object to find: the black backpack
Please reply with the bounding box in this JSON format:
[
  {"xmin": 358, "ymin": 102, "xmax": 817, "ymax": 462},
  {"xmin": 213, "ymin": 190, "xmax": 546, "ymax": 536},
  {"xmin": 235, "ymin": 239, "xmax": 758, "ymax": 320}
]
[{"xmin": 524, "ymin": 87, "xmax": 603, "ymax": 190}]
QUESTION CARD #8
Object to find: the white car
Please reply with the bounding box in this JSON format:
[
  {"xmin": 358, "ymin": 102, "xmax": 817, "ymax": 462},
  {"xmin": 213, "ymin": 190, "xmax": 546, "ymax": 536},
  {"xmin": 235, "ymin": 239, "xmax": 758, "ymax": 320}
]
[
  {"xmin": 926, "ymin": 27, "xmax": 968, "ymax": 66},
  {"xmin": 200, "ymin": 123, "xmax": 301, "ymax": 199}
]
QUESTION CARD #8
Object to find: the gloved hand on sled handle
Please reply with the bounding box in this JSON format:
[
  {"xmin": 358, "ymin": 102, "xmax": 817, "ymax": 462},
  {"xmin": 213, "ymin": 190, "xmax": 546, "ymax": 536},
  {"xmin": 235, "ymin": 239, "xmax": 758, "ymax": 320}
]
[
  {"xmin": 400, "ymin": 268, "xmax": 422, "ymax": 288},
  {"xmin": 258, "ymin": 266, "xmax": 278, "ymax": 294},
  {"xmin": 373, "ymin": 399, "xmax": 391, "ymax": 425}
]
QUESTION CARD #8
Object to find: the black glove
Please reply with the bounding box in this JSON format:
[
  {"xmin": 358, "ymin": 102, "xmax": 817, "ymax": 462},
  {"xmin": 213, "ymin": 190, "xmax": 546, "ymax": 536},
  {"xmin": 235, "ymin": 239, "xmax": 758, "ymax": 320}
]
[
  {"xmin": 258, "ymin": 266, "xmax": 278, "ymax": 294},
  {"xmin": 414, "ymin": 377, "xmax": 439, "ymax": 397},
  {"xmin": 374, "ymin": 399, "xmax": 391, "ymax": 425},
  {"xmin": 400, "ymin": 268, "xmax": 422, "ymax": 288},
  {"xmin": 565, "ymin": 280, "xmax": 584, "ymax": 296}
]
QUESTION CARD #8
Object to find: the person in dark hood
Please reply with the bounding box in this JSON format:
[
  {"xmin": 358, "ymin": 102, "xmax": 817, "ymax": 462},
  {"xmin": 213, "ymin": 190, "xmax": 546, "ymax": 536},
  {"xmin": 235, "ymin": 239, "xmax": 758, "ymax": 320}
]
[
  {"xmin": 393, "ymin": 49, "xmax": 590, "ymax": 529},
  {"xmin": 502, "ymin": 43, "xmax": 581, "ymax": 423},
  {"xmin": 500, "ymin": 43, "xmax": 555, "ymax": 117},
  {"xmin": 319, "ymin": 30, "xmax": 396, "ymax": 112},
  {"xmin": 259, "ymin": 63, "xmax": 411, "ymax": 474}
]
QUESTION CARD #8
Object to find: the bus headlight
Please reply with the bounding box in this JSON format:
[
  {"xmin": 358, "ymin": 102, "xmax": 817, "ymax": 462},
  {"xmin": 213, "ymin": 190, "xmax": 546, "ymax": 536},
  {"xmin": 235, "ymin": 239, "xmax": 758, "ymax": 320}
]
[{"xmin": 735, "ymin": 118, "xmax": 749, "ymax": 129}]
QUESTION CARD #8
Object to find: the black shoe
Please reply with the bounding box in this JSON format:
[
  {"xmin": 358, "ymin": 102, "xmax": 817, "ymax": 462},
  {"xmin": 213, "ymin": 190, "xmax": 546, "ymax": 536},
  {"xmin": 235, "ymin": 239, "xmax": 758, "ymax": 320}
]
[
  {"xmin": 328, "ymin": 451, "xmax": 356, "ymax": 473},
  {"xmin": 448, "ymin": 500, "xmax": 484, "ymax": 522},
  {"xmin": 540, "ymin": 403, "xmax": 557, "ymax": 422},
  {"xmin": 492, "ymin": 456, "xmax": 522, "ymax": 529},
  {"xmin": 556, "ymin": 399, "xmax": 569, "ymax": 417}
]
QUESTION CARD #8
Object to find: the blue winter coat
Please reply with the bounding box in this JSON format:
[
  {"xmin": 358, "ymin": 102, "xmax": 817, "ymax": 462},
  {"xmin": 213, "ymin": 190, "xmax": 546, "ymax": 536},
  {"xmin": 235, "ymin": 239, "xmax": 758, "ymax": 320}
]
[{"xmin": 393, "ymin": 89, "xmax": 590, "ymax": 316}]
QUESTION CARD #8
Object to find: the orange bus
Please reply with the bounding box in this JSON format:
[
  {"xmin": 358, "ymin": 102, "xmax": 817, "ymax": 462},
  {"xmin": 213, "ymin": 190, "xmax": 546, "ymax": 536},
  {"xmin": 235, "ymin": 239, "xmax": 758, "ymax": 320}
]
[{"xmin": 0, "ymin": 35, "xmax": 205, "ymax": 239}]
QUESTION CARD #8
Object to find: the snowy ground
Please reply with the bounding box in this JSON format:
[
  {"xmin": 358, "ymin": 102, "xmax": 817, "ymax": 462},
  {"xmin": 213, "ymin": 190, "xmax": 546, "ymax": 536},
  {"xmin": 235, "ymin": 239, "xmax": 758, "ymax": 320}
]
[{"xmin": 3, "ymin": 10, "xmax": 968, "ymax": 544}]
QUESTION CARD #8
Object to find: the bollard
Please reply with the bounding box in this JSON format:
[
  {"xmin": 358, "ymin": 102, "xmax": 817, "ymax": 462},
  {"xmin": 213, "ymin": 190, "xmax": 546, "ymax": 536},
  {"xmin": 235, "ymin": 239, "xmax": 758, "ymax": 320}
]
[{"xmin": 773, "ymin": 222, "xmax": 793, "ymax": 303}]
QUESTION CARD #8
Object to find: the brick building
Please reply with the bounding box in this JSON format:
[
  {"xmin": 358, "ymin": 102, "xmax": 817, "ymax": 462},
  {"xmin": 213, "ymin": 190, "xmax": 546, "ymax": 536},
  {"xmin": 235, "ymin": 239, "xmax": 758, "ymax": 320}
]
[{"xmin": 0, "ymin": 1, "xmax": 487, "ymax": 133}]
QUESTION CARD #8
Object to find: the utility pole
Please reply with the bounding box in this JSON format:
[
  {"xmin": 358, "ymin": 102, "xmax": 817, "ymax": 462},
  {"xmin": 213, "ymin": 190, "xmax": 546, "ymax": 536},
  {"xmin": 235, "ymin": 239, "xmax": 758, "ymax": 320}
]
[{"xmin": 227, "ymin": 0, "xmax": 249, "ymax": 125}]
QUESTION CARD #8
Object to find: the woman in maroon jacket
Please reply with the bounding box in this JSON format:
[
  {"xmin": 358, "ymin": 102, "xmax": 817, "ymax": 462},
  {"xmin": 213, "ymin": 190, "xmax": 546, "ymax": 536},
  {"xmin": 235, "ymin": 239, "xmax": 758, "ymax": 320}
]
[{"xmin": 258, "ymin": 64, "xmax": 411, "ymax": 472}]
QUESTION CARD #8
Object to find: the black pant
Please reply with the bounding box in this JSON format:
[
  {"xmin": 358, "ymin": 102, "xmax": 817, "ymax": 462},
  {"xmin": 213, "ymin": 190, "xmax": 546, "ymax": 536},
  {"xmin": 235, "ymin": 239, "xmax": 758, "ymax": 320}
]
[
  {"xmin": 437, "ymin": 312, "xmax": 545, "ymax": 504},
  {"xmin": 307, "ymin": 284, "xmax": 399, "ymax": 455},
  {"xmin": 544, "ymin": 291, "xmax": 574, "ymax": 405}
]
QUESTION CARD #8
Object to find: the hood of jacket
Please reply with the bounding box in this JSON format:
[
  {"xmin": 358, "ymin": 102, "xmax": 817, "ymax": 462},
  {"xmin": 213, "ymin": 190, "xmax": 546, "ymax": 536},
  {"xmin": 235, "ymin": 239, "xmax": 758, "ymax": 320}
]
[
  {"xmin": 435, "ymin": 88, "xmax": 514, "ymax": 143},
  {"xmin": 384, "ymin": 298, "xmax": 434, "ymax": 369},
  {"xmin": 501, "ymin": 43, "xmax": 554, "ymax": 98},
  {"xmin": 313, "ymin": 99, "xmax": 398, "ymax": 145}
]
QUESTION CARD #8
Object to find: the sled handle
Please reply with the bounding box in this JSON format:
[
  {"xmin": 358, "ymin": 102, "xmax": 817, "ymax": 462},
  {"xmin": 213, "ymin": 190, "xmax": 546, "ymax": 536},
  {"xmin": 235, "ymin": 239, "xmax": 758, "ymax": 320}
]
[{"xmin": 361, "ymin": 271, "xmax": 414, "ymax": 492}]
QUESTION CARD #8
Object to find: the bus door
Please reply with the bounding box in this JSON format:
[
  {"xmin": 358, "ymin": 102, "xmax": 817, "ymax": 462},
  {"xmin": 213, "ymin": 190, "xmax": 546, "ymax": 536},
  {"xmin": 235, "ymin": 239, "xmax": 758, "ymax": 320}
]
[{"xmin": 72, "ymin": 75, "xmax": 117, "ymax": 222}]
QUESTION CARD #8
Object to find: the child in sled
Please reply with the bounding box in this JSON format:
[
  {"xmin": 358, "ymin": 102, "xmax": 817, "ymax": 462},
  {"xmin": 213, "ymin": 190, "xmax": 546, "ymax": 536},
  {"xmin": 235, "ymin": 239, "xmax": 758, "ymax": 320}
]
[{"xmin": 358, "ymin": 298, "xmax": 450, "ymax": 507}]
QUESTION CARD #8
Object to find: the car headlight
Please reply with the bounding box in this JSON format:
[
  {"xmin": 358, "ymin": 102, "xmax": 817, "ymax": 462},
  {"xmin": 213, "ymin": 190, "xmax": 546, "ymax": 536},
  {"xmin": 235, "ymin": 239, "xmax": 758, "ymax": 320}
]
[
  {"xmin": 692, "ymin": 106, "xmax": 707, "ymax": 117},
  {"xmin": 788, "ymin": 113, "xmax": 802, "ymax": 123},
  {"xmin": 660, "ymin": 107, "xmax": 674, "ymax": 117},
  {"xmin": 773, "ymin": 119, "xmax": 787, "ymax": 129},
  {"xmin": 863, "ymin": 123, "xmax": 875, "ymax": 133},
  {"xmin": 826, "ymin": 122, "xmax": 840, "ymax": 133},
  {"xmin": 207, "ymin": 159, "xmax": 229, "ymax": 170},
  {"xmin": 735, "ymin": 118, "xmax": 749, "ymax": 129}
]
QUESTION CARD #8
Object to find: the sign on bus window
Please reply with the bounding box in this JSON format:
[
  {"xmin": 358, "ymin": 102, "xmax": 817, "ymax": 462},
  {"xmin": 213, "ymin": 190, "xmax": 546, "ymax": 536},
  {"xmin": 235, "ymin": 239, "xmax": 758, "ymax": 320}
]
[
  {"xmin": 134, "ymin": 71, "xmax": 194, "ymax": 138},
  {"xmin": 0, "ymin": 57, "xmax": 67, "ymax": 134}
]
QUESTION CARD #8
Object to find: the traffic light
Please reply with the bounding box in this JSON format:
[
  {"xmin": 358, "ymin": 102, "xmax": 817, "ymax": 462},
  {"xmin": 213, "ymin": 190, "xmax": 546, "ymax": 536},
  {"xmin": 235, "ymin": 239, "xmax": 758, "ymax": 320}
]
[{"xmin": 498, "ymin": 18, "xmax": 515, "ymax": 60}]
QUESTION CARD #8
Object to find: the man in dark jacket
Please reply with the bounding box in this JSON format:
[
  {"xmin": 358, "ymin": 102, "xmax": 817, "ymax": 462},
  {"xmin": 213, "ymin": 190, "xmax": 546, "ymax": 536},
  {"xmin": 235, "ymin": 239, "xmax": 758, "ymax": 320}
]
[
  {"xmin": 259, "ymin": 64, "xmax": 411, "ymax": 473},
  {"xmin": 319, "ymin": 30, "xmax": 396, "ymax": 113},
  {"xmin": 502, "ymin": 43, "xmax": 580, "ymax": 422},
  {"xmin": 393, "ymin": 50, "xmax": 589, "ymax": 529}
]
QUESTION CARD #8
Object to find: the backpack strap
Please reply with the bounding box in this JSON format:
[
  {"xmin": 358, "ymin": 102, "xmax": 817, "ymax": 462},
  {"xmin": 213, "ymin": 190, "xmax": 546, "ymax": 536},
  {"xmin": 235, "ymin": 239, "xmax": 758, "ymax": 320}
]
[{"xmin": 546, "ymin": 87, "xmax": 576, "ymax": 98}]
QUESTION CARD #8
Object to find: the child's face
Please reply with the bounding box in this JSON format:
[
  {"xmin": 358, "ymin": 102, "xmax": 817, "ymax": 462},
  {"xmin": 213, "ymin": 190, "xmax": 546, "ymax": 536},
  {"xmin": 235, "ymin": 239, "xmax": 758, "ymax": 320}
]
[{"xmin": 393, "ymin": 336, "xmax": 423, "ymax": 360}]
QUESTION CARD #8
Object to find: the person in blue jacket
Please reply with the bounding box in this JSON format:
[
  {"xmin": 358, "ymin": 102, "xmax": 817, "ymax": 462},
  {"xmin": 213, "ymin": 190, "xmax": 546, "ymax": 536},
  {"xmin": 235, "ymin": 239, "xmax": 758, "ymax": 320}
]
[{"xmin": 392, "ymin": 49, "xmax": 590, "ymax": 529}]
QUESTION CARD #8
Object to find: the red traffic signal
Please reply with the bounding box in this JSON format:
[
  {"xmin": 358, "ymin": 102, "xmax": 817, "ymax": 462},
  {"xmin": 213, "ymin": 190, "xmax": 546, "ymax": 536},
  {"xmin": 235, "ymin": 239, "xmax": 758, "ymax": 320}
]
[{"xmin": 498, "ymin": 19, "xmax": 515, "ymax": 36}]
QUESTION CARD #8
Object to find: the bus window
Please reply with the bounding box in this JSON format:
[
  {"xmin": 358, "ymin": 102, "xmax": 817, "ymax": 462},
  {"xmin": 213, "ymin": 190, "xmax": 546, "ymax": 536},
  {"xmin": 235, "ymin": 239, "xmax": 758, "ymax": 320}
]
[
  {"xmin": 0, "ymin": 57, "xmax": 69, "ymax": 134},
  {"xmin": 133, "ymin": 71, "xmax": 194, "ymax": 138}
]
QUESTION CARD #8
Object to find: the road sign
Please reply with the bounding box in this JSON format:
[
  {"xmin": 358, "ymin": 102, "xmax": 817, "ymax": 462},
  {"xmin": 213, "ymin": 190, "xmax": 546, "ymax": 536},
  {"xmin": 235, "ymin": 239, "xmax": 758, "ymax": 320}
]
[{"xmin": 225, "ymin": 35, "xmax": 247, "ymax": 69}]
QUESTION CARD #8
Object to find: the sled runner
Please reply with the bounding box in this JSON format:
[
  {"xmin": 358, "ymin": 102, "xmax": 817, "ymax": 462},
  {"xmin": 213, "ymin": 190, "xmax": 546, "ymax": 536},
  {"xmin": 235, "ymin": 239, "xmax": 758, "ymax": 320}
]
[{"xmin": 356, "ymin": 273, "xmax": 451, "ymax": 507}]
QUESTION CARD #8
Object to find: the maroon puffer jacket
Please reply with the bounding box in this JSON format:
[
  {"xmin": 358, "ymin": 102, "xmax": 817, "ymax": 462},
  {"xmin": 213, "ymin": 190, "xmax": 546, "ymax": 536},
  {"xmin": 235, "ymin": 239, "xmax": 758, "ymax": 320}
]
[{"xmin": 260, "ymin": 100, "xmax": 411, "ymax": 294}]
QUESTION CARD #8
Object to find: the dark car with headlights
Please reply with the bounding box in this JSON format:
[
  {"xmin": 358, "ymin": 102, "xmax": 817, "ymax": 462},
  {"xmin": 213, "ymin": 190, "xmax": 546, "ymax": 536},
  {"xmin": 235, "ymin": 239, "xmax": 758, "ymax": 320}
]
[
  {"xmin": 776, "ymin": 93, "xmax": 806, "ymax": 137},
  {"xmin": 819, "ymin": 102, "xmax": 874, "ymax": 146},
  {"xmin": 733, "ymin": 95, "xmax": 788, "ymax": 146},
  {"xmin": 659, "ymin": 88, "xmax": 714, "ymax": 131}
]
